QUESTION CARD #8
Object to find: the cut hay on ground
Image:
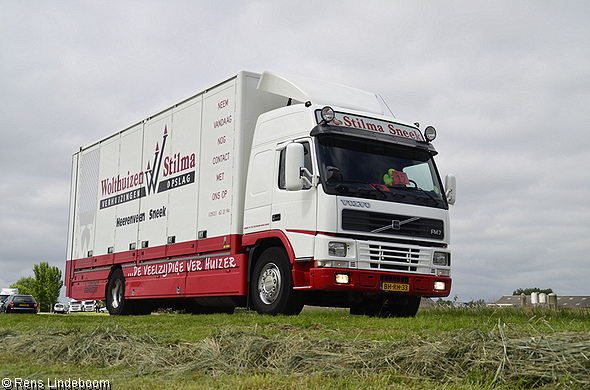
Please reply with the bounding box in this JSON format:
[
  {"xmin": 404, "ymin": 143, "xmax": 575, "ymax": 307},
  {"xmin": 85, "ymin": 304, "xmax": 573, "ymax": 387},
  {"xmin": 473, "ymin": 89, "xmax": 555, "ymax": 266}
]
[{"xmin": 1, "ymin": 324, "xmax": 589, "ymax": 386}]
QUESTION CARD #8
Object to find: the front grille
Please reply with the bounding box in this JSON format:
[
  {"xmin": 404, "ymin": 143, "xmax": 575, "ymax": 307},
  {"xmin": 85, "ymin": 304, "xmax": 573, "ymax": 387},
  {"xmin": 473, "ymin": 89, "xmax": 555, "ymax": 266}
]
[
  {"xmin": 342, "ymin": 209, "xmax": 444, "ymax": 240},
  {"xmin": 358, "ymin": 241, "xmax": 430, "ymax": 273},
  {"xmin": 380, "ymin": 275, "xmax": 409, "ymax": 283}
]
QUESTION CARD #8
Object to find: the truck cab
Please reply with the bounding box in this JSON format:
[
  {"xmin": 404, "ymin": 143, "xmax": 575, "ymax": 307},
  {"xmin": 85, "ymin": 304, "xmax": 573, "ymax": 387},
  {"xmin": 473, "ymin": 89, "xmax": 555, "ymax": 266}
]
[
  {"xmin": 69, "ymin": 300, "xmax": 82, "ymax": 312},
  {"xmin": 243, "ymin": 72, "xmax": 456, "ymax": 316}
]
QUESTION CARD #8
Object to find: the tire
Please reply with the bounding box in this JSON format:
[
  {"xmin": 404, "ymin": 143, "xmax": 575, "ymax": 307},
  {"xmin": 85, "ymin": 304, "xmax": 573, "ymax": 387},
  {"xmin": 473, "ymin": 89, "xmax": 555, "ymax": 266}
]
[
  {"xmin": 351, "ymin": 294, "xmax": 421, "ymax": 318},
  {"xmin": 350, "ymin": 304, "xmax": 379, "ymax": 317},
  {"xmin": 106, "ymin": 268, "xmax": 131, "ymax": 315},
  {"xmin": 380, "ymin": 295, "xmax": 421, "ymax": 318},
  {"xmin": 250, "ymin": 247, "xmax": 304, "ymax": 315}
]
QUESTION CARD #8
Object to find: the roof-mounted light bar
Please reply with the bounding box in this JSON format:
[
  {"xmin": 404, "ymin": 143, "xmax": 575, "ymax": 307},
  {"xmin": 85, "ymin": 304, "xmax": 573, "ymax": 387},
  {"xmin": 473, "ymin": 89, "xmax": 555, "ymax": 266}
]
[
  {"xmin": 321, "ymin": 106, "xmax": 335, "ymax": 123},
  {"xmin": 424, "ymin": 126, "xmax": 437, "ymax": 142}
]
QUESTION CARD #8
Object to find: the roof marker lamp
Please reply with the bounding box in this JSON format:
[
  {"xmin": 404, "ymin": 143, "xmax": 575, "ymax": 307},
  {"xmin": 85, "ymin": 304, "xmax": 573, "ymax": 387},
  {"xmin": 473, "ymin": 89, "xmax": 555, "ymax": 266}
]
[
  {"xmin": 321, "ymin": 106, "xmax": 335, "ymax": 123},
  {"xmin": 424, "ymin": 126, "xmax": 437, "ymax": 142}
]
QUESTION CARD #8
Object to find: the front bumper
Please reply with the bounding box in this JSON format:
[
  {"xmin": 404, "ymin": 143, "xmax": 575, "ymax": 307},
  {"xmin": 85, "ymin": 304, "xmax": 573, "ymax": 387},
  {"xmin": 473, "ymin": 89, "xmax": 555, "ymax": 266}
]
[
  {"xmin": 308, "ymin": 267, "xmax": 451, "ymax": 297},
  {"xmin": 295, "ymin": 235, "xmax": 451, "ymax": 297}
]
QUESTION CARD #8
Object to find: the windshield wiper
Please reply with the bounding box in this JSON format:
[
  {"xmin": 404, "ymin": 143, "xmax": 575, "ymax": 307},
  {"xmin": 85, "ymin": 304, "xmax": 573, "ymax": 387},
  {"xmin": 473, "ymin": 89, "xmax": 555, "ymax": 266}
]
[
  {"xmin": 405, "ymin": 182, "xmax": 441, "ymax": 206},
  {"xmin": 332, "ymin": 180, "xmax": 386, "ymax": 199}
]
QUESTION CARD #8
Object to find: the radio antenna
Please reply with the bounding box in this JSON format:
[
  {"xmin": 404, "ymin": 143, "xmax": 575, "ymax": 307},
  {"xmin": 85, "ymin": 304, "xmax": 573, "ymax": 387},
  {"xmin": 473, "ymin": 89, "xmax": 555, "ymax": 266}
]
[{"xmin": 377, "ymin": 94, "xmax": 396, "ymax": 119}]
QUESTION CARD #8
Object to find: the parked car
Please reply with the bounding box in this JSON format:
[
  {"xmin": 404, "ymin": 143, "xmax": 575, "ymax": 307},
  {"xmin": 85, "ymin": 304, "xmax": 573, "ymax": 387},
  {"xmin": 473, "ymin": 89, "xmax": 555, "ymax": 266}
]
[
  {"xmin": 1, "ymin": 295, "xmax": 38, "ymax": 314},
  {"xmin": 53, "ymin": 302, "xmax": 67, "ymax": 314}
]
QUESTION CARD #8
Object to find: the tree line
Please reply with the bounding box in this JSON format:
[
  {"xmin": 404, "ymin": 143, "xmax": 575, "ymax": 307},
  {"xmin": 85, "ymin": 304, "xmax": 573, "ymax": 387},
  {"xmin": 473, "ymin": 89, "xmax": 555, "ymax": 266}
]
[
  {"xmin": 9, "ymin": 262, "xmax": 63, "ymax": 312},
  {"xmin": 512, "ymin": 287, "xmax": 554, "ymax": 295}
]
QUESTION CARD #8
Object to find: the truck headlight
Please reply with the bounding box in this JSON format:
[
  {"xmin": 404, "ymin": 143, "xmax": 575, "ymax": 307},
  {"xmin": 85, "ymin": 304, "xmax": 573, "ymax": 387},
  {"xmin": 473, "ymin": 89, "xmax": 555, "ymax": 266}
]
[
  {"xmin": 328, "ymin": 242, "xmax": 347, "ymax": 257},
  {"xmin": 433, "ymin": 252, "xmax": 449, "ymax": 266},
  {"xmin": 433, "ymin": 281, "xmax": 446, "ymax": 291}
]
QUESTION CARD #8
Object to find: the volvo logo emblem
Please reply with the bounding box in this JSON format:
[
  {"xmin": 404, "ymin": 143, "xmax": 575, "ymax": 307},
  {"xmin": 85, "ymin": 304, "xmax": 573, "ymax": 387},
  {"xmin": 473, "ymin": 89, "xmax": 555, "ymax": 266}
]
[{"xmin": 340, "ymin": 199, "xmax": 371, "ymax": 208}]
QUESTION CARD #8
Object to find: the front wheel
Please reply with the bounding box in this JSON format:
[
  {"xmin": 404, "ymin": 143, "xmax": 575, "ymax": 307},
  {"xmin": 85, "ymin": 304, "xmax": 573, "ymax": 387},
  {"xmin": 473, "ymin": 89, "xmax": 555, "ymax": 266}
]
[
  {"xmin": 250, "ymin": 247, "xmax": 304, "ymax": 315},
  {"xmin": 382, "ymin": 295, "xmax": 421, "ymax": 317},
  {"xmin": 351, "ymin": 294, "xmax": 421, "ymax": 318}
]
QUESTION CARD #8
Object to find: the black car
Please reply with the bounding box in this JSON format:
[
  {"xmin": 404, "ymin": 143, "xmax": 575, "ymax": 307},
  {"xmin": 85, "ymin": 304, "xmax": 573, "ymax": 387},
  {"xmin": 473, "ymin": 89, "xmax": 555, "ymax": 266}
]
[{"xmin": 1, "ymin": 295, "xmax": 38, "ymax": 314}]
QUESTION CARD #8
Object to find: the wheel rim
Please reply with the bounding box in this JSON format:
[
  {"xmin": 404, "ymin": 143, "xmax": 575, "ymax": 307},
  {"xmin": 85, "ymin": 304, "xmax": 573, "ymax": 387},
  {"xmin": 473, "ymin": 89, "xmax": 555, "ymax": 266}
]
[
  {"xmin": 111, "ymin": 279, "xmax": 123, "ymax": 309},
  {"xmin": 258, "ymin": 262, "xmax": 282, "ymax": 305}
]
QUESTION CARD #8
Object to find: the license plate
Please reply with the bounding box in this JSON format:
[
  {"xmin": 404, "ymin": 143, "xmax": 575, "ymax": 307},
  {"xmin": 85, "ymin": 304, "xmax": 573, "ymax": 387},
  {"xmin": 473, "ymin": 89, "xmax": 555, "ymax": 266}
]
[
  {"xmin": 381, "ymin": 282, "xmax": 410, "ymax": 292},
  {"xmin": 20, "ymin": 304, "xmax": 29, "ymax": 307}
]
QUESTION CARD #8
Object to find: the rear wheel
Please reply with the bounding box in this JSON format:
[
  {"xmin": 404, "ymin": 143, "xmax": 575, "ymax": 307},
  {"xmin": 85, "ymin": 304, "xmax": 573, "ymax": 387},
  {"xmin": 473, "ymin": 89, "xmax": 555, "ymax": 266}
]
[
  {"xmin": 250, "ymin": 247, "xmax": 304, "ymax": 315},
  {"xmin": 106, "ymin": 268, "xmax": 131, "ymax": 315}
]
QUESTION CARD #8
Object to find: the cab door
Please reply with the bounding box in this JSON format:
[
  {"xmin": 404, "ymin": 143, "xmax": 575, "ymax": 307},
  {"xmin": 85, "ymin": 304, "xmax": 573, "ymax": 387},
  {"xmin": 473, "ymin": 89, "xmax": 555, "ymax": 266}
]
[{"xmin": 270, "ymin": 139, "xmax": 317, "ymax": 259}]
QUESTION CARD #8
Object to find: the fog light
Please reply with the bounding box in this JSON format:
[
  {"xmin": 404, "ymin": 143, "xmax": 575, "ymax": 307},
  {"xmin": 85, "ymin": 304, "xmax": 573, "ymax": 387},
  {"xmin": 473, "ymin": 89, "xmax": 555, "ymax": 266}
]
[
  {"xmin": 328, "ymin": 242, "xmax": 347, "ymax": 257},
  {"xmin": 433, "ymin": 281, "xmax": 446, "ymax": 291},
  {"xmin": 335, "ymin": 273, "xmax": 350, "ymax": 284}
]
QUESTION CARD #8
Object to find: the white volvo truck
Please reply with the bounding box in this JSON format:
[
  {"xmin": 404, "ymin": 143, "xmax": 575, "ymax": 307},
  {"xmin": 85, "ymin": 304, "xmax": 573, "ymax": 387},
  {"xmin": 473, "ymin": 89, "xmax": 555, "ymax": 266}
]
[{"xmin": 66, "ymin": 70, "xmax": 456, "ymax": 317}]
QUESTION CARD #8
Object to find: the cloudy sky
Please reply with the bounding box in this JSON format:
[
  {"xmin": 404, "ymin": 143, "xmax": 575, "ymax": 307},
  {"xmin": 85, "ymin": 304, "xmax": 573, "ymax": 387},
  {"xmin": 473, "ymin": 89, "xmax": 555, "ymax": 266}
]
[{"xmin": 1, "ymin": 1, "xmax": 589, "ymax": 303}]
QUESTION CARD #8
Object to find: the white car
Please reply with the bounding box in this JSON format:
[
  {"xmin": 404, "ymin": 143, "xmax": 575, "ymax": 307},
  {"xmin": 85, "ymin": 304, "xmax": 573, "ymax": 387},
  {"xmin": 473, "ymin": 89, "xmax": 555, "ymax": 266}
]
[{"xmin": 53, "ymin": 303, "xmax": 67, "ymax": 314}]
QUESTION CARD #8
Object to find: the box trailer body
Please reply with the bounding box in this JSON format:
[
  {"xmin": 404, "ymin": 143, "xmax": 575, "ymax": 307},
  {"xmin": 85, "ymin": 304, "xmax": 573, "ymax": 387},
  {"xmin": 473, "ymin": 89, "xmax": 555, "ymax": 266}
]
[{"xmin": 66, "ymin": 70, "xmax": 455, "ymax": 316}]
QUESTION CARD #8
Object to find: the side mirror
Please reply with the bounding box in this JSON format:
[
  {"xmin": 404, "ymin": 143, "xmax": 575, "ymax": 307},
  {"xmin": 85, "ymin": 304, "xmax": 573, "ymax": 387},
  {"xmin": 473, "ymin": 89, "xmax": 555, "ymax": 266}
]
[
  {"xmin": 285, "ymin": 143, "xmax": 304, "ymax": 191},
  {"xmin": 445, "ymin": 174, "xmax": 456, "ymax": 205}
]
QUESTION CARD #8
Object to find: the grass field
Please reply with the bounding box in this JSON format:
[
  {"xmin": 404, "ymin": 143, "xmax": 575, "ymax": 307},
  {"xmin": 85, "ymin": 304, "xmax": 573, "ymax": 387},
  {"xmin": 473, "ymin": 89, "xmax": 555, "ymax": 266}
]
[{"xmin": 1, "ymin": 306, "xmax": 589, "ymax": 389}]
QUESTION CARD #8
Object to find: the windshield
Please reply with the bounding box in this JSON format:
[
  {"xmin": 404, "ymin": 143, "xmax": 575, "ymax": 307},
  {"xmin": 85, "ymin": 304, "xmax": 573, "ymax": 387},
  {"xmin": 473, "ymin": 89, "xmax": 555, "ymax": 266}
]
[{"xmin": 316, "ymin": 135, "xmax": 447, "ymax": 209}]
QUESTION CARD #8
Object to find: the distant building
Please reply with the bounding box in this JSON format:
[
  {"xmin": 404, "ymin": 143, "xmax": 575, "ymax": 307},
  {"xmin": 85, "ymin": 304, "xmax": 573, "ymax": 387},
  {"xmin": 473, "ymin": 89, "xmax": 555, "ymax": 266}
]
[{"xmin": 491, "ymin": 295, "xmax": 590, "ymax": 309}]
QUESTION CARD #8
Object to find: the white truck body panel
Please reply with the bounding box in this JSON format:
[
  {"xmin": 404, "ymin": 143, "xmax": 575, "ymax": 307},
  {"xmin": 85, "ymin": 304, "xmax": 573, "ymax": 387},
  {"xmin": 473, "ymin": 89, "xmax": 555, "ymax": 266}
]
[{"xmin": 67, "ymin": 71, "xmax": 286, "ymax": 262}]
